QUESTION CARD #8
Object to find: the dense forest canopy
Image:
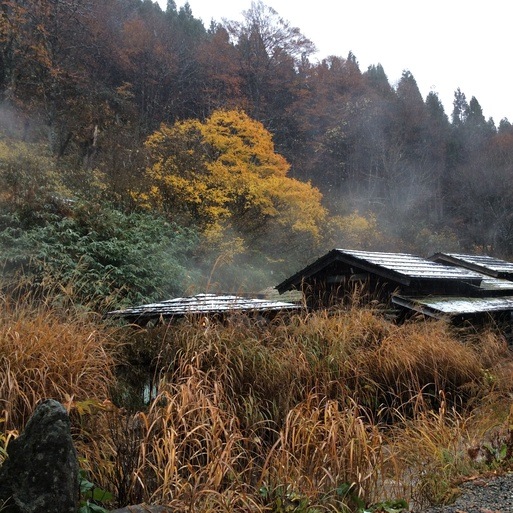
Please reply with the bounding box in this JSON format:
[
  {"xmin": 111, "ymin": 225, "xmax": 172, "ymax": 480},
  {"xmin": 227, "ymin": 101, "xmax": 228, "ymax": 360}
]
[{"xmin": 1, "ymin": 0, "xmax": 513, "ymax": 306}]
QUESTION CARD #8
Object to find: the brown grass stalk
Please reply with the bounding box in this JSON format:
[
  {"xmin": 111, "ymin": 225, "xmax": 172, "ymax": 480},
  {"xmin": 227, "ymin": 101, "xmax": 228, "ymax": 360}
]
[{"xmin": 0, "ymin": 294, "xmax": 116, "ymax": 430}]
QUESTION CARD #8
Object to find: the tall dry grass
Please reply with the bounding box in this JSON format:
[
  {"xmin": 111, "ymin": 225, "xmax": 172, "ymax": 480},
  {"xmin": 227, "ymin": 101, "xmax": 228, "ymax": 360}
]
[
  {"xmin": 0, "ymin": 293, "xmax": 116, "ymax": 430},
  {"xmin": 81, "ymin": 306, "xmax": 512, "ymax": 510},
  {"xmin": 261, "ymin": 393, "xmax": 386, "ymax": 507},
  {"xmin": 3, "ymin": 294, "xmax": 513, "ymax": 511},
  {"xmin": 86, "ymin": 370, "xmax": 390, "ymax": 511},
  {"xmin": 146, "ymin": 308, "xmax": 504, "ymax": 422}
]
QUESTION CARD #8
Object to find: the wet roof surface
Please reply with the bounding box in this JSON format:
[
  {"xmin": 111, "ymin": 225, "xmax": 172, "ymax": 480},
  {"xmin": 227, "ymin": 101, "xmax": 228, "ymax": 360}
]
[
  {"xmin": 107, "ymin": 293, "xmax": 300, "ymax": 319},
  {"xmin": 337, "ymin": 249, "xmax": 481, "ymax": 279},
  {"xmin": 340, "ymin": 249, "xmax": 484, "ymax": 280},
  {"xmin": 393, "ymin": 294, "xmax": 513, "ymax": 315},
  {"xmin": 473, "ymin": 276, "xmax": 513, "ymax": 291},
  {"xmin": 277, "ymin": 248, "xmax": 484, "ymax": 293},
  {"xmin": 433, "ymin": 253, "xmax": 513, "ymax": 277}
]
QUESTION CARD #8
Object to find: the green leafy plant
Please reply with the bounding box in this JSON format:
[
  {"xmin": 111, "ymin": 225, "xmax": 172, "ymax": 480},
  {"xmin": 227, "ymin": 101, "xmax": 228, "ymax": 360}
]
[
  {"xmin": 482, "ymin": 440, "xmax": 508, "ymax": 464},
  {"xmin": 336, "ymin": 483, "xmax": 408, "ymax": 513},
  {"xmin": 0, "ymin": 202, "xmax": 200, "ymax": 308},
  {"xmin": 367, "ymin": 498, "xmax": 409, "ymax": 513},
  {"xmin": 259, "ymin": 485, "xmax": 319, "ymax": 513},
  {"xmin": 78, "ymin": 469, "xmax": 113, "ymax": 513},
  {"xmin": 335, "ymin": 482, "xmax": 366, "ymax": 512}
]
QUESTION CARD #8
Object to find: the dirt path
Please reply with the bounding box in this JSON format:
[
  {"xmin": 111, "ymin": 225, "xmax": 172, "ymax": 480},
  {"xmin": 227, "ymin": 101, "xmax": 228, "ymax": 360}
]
[{"xmin": 419, "ymin": 472, "xmax": 513, "ymax": 513}]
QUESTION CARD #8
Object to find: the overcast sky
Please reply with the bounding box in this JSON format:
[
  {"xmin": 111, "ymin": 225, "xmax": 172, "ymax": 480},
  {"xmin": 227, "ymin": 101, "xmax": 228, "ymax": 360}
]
[{"xmin": 157, "ymin": 0, "xmax": 511, "ymax": 124}]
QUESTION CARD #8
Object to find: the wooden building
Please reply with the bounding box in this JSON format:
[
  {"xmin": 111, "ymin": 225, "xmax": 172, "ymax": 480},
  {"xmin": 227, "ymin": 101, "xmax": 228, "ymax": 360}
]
[
  {"xmin": 277, "ymin": 248, "xmax": 513, "ymax": 324},
  {"xmin": 109, "ymin": 250, "xmax": 513, "ymax": 327},
  {"xmin": 391, "ymin": 252, "xmax": 513, "ymax": 323},
  {"xmin": 276, "ymin": 248, "xmax": 483, "ymax": 308}
]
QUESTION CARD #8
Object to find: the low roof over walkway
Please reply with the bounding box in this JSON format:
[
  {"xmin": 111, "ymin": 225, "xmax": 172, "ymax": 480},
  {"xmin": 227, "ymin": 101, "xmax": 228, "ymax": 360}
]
[{"xmin": 107, "ymin": 293, "xmax": 300, "ymax": 324}]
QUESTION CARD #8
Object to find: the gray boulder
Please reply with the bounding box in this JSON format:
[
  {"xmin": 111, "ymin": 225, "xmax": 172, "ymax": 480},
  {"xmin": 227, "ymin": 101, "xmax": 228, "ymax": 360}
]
[{"xmin": 0, "ymin": 399, "xmax": 79, "ymax": 513}]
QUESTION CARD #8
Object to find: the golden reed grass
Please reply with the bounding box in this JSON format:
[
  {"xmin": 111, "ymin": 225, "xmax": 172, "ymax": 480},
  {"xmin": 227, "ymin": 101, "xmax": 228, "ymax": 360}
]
[
  {"xmin": 0, "ymin": 294, "xmax": 116, "ymax": 430},
  {"xmin": 3, "ymin": 295, "xmax": 513, "ymax": 511}
]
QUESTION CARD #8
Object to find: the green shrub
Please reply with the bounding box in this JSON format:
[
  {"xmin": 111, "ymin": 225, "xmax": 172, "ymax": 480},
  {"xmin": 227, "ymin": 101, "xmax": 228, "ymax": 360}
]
[{"xmin": 0, "ymin": 202, "xmax": 200, "ymax": 309}]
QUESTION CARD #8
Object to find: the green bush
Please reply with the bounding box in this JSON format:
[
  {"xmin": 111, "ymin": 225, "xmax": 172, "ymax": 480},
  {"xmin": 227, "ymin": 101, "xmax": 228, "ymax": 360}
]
[{"xmin": 0, "ymin": 202, "xmax": 200, "ymax": 309}]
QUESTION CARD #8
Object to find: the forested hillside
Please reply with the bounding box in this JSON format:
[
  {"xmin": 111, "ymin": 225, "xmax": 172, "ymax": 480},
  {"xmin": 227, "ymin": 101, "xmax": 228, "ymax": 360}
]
[{"xmin": 2, "ymin": 0, "xmax": 513, "ymax": 307}]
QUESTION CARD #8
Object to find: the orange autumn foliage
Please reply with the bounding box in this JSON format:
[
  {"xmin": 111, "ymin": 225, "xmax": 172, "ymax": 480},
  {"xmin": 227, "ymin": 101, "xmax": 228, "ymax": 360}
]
[{"xmin": 141, "ymin": 109, "xmax": 326, "ymax": 254}]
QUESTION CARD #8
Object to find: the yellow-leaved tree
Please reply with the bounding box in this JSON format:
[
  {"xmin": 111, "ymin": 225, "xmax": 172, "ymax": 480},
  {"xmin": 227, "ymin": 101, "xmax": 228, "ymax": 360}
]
[{"xmin": 140, "ymin": 109, "xmax": 326, "ymax": 265}]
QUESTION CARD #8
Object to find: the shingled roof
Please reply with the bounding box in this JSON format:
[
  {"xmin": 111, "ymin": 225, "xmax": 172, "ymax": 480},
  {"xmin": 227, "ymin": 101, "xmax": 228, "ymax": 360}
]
[
  {"xmin": 431, "ymin": 252, "xmax": 513, "ymax": 280},
  {"xmin": 107, "ymin": 293, "xmax": 300, "ymax": 323},
  {"xmin": 392, "ymin": 294, "xmax": 513, "ymax": 319},
  {"xmin": 276, "ymin": 248, "xmax": 483, "ymax": 294}
]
